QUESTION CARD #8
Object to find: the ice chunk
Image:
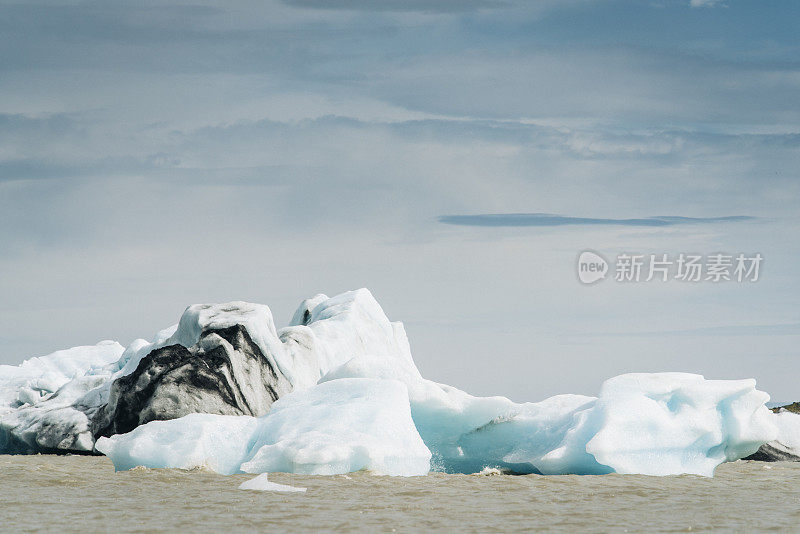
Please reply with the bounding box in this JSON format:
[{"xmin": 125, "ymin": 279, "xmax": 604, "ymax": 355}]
[
  {"xmin": 97, "ymin": 378, "xmax": 431, "ymax": 477},
  {"xmin": 322, "ymin": 359, "xmax": 776, "ymax": 476},
  {"xmin": 96, "ymin": 414, "xmax": 259, "ymax": 474},
  {"xmin": 0, "ymin": 341, "xmax": 124, "ymax": 413},
  {"xmin": 238, "ymin": 473, "xmax": 306, "ymax": 492},
  {"xmin": 459, "ymin": 394, "xmax": 606, "ymax": 475},
  {"xmin": 319, "ymin": 354, "xmax": 519, "ymax": 470},
  {"xmin": 584, "ymin": 373, "xmax": 776, "ymax": 476},
  {"xmin": 471, "ymin": 373, "xmax": 776, "ymax": 477},
  {"xmin": 750, "ymin": 409, "xmax": 800, "ymax": 460},
  {"xmin": 240, "ymin": 378, "xmax": 430, "ymax": 476},
  {"xmin": 774, "ymin": 410, "xmax": 800, "ymax": 452},
  {"xmin": 0, "ymin": 341, "xmax": 125, "ymax": 454},
  {"xmin": 280, "ymin": 289, "xmax": 418, "ymax": 389}
]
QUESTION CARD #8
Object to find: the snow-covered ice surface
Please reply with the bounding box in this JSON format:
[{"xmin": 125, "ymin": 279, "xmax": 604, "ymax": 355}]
[
  {"xmin": 0, "ymin": 341, "xmax": 124, "ymax": 413},
  {"xmin": 0, "ymin": 288, "xmax": 783, "ymax": 476},
  {"xmin": 0, "ymin": 341, "xmax": 125, "ymax": 453}
]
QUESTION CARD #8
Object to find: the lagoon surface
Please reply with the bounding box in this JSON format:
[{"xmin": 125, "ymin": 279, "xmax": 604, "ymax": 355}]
[{"xmin": 1, "ymin": 455, "xmax": 799, "ymax": 532}]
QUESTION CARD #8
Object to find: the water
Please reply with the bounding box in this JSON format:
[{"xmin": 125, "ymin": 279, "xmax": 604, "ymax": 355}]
[{"xmin": 1, "ymin": 455, "xmax": 799, "ymax": 532}]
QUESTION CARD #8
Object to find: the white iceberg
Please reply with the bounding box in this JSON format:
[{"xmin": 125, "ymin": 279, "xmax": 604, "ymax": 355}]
[
  {"xmin": 319, "ymin": 356, "xmax": 775, "ymax": 476},
  {"xmin": 0, "ymin": 288, "xmax": 781, "ymax": 477},
  {"xmin": 96, "ymin": 377, "xmax": 432, "ymax": 477},
  {"xmin": 583, "ymin": 373, "xmax": 775, "ymax": 476}
]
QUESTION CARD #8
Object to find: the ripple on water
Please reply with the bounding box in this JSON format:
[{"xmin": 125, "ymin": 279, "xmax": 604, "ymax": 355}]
[{"xmin": 1, "ymin": 456, "xmax": 799, "ymax": 532}]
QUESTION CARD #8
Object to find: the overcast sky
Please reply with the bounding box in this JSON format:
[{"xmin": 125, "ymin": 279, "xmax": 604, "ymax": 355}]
[{"xmin": 1, "ymin": 0, "xmax": 798, "ymax": 402}]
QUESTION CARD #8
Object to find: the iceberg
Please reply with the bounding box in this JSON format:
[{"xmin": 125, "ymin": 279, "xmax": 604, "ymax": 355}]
[
  {"xmin": 583, "ymin": 373, "xmax": 774, "ymax": 476},
  {"xmin": 0, "ymin": 288, "xmax": 782, "ymax": 477},
  {"xmin": 96, "ymin": 378, "xmax": 432, "ymax": 477},
  {"xmin": 320, "ymin": 357, "xmax": 775, "ymax": 476}
]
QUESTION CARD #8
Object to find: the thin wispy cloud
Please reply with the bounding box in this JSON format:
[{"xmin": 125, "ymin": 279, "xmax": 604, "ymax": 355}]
[
  {"xmin": 690, "ymin": 0, "xmax": 724, "ymax": 8},
  {"xmin": 437, "ymin": 214, "xmax": 756, "ymax": 228},
  {"xmin": 281, "ymin": 0, "xmax": 510, "ymax": 12},
  {"xmin": 573, "ymin": 323, "xmax": 800, "ymax": 338}
]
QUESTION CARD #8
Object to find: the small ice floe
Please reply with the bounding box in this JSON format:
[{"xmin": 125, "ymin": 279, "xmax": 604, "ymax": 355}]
[{"xmin": 238, "ymin": 473, "xmax": 306, "ymax": 492}]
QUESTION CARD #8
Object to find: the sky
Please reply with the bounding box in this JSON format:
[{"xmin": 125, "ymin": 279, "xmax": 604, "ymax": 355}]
[{"xmin": 0, "ymin": 0, "xmax": 798, "ymax": 403}]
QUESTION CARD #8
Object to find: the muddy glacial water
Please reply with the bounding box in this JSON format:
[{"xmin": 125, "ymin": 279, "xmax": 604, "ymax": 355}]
[{"xmin": 1, "ymin": 455, "xmax": 799, "ymax": 532}]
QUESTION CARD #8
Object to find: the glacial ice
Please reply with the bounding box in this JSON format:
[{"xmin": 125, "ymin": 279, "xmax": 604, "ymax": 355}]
[
  {"xmin": 0, "ymin": 341, "xmax": 124, "ymax": 412},
  {"xmin": 774, "ymin": 410, "xmax": 800, "ymax": 452},
  {"xmin": 583, "ymin": 373, "xmax": 775, "ymax": 476},
  {"xmin": 0, "ymin": 288, "xmax": 783, "ymax": 476},
  {"xmin": 319, "ymin": 356, "xmax": 775, "ymax": 476},
  {"xmin": 96, "ymin": 378, "xmax": 432, "ymax": 476},
  {"xmin": 94, "ymin": 414, "xmax": 259, "ymax": 473},
  {"xmin": 0, "ymin": 341, "xmax": 125, "ymax": 453},
  {"xmin": 238, "ymin": 474, "xmax": 306, "ymax": 492},
  {"xmin": 279, "ymin": 289, "xmax": 418, "ymax": 389},
  {"xmin": 751, "ymin": 409, "xmax": 800, "ymax": 460}
]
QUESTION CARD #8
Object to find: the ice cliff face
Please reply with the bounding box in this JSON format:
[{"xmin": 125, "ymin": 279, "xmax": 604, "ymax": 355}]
[{"xmin": 0, "ymin": 289, "xmax": 787, "ymax": 477}]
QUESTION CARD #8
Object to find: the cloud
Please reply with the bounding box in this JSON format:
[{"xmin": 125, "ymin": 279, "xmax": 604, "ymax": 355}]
[
  {"xmin": 0, "ymin": 0, "xmax": 798, "ymax": 402},
  {"xmin": 690, "ymin": 0, "xmax": 724, "ymax": 7},
  {"xmin": 576, "ymin": 322, "xmax": 800, "ymax": 338},
  {"xmin": 281, "ymin": 0, "xmax": 509, "ymax": 13},
  {"xmin": 437, "ymin": 214, "xmax": 756, "ymax": 227}
]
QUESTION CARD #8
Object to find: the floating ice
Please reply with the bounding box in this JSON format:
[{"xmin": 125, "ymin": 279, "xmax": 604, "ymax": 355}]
[
  {"xmin": 238, "ymin": 473, "xmax": 306, "ymax": 492},
  {"xmin": 239, "ymin": 378, "xmax": 431, "ymax": 476},
  {"xmin": 0, "ymin": 288, "xmax": 781, "ymax": 476},
  {"xmin": 583, "ymin": 373, "xmax": 775, "ymax": 476},
  {"xmin": 319, "ymin": 354, "xmax": 521, "ymax": 471},
  {"xmin": 0, "ymin": 341, "xmax": 125, "ymax": 453},
  {"xmin": 320, "ymin": 356, "xmax": 775, "ymax": 476},
  {"xmin": 97, "ymin": 378, "xmax": 432, "ymax": 477},
  {"xmin": 95, "ymin": 414, "xmax": 260, "ymax": 474}
]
